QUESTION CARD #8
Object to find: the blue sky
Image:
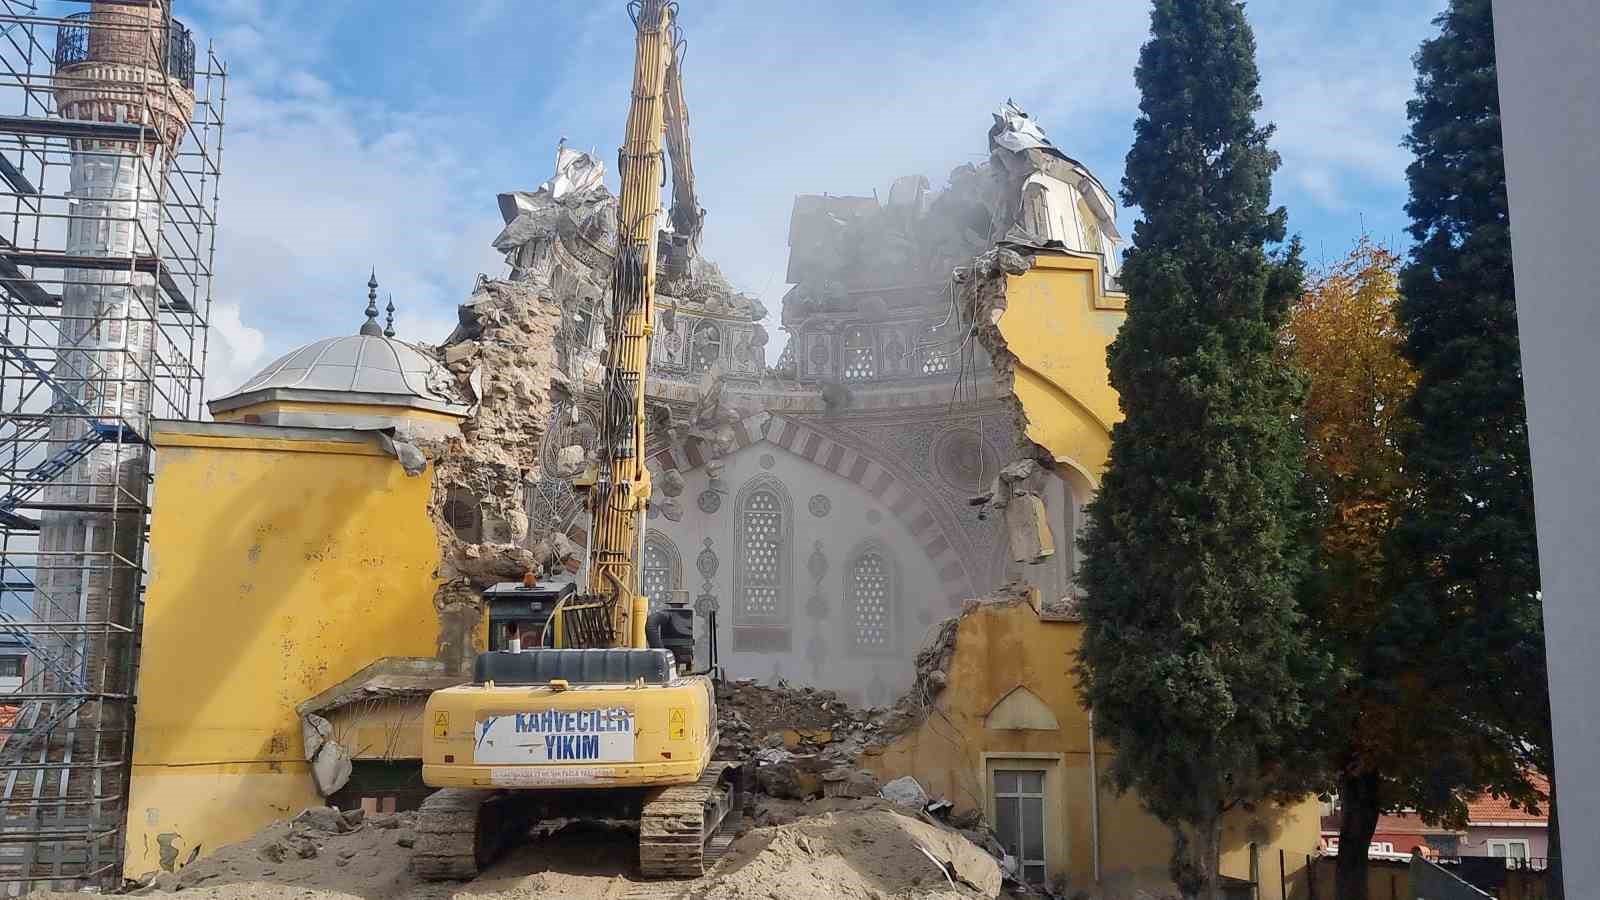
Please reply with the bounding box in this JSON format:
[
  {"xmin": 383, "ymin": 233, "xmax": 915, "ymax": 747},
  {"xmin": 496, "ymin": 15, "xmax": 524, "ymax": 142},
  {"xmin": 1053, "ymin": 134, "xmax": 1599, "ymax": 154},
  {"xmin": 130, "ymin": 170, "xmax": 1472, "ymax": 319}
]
[{"xmin": 163, "ymin": 0, "xmax": 1447, "ymax": 397}]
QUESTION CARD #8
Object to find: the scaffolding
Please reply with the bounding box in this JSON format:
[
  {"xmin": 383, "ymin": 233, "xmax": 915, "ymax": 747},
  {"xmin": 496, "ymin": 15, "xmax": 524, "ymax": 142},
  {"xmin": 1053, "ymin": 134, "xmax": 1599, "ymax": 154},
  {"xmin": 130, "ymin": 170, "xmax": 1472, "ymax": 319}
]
[{"xmin": 0, "ymin": 0, "xmax": 223, "ymax": 891}]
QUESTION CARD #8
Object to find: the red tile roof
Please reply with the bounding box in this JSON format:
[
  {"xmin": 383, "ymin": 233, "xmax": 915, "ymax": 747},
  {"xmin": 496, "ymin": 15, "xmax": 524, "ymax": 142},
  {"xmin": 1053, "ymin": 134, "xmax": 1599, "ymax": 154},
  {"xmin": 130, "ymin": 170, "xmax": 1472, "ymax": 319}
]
[{"xmin": 1467, "ymin": 773, "xmax": 1550, "ymax": 824}]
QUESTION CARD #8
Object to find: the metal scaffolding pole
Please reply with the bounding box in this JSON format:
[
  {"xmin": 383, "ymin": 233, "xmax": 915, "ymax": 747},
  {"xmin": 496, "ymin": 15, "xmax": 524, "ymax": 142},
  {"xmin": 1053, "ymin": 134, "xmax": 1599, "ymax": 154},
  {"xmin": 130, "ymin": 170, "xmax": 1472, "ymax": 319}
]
[{"xmin": 0, "ymin": 1, "xmax": 223, "ymax": 892}]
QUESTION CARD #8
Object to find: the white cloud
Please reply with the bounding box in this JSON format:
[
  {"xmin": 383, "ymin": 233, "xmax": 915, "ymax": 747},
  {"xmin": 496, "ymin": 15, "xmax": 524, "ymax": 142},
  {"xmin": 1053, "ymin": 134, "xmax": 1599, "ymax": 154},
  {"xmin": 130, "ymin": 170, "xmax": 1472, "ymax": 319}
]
[
  {"xmin": 204, "ymin": 301, "xmax": 267, "ymax": 402},
  {"xmin": 179, "ymin": 0, "xmax": 1445, "ymax": 388}
]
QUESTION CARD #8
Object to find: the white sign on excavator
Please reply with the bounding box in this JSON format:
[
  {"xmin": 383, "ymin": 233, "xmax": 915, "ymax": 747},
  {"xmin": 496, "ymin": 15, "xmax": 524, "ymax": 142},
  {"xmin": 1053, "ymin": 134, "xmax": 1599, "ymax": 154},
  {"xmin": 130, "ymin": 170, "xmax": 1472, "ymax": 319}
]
[{"xmin": 473, "ymin": 708, "xmax": 636, "ymax": 765}]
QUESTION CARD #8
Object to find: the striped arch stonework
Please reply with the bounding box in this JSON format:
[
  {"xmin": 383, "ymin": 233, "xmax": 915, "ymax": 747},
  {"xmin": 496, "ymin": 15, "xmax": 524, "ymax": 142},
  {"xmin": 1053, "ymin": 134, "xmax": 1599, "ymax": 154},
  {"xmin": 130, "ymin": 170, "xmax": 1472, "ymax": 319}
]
[{"xmin": 646, "ymin": 411, "xmax": 977, "ymax": 611}]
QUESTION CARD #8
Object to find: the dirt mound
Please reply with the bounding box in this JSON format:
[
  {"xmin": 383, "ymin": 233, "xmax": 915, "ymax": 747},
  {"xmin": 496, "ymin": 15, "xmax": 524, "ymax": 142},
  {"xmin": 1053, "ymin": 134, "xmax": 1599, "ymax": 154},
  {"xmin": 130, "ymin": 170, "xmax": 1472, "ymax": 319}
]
[
  {"xmin": 24, "ymin": 807, "xmax": 639, "ymax": 900},
  {"xmin": 24, "ymin": 803, "xmax": 1001, "ymax": 900},
  {"xmin": 696, "ymin": 807, "xmax": 1001, "ymax": 900}
]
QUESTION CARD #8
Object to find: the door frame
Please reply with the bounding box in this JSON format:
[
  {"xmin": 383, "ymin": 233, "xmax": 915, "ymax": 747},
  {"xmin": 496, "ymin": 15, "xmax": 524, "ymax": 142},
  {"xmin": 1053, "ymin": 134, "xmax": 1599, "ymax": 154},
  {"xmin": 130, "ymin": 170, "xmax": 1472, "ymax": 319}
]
[{"xmin": 980, "ymin": 751, "xmax": 1067, "ymax": 884}]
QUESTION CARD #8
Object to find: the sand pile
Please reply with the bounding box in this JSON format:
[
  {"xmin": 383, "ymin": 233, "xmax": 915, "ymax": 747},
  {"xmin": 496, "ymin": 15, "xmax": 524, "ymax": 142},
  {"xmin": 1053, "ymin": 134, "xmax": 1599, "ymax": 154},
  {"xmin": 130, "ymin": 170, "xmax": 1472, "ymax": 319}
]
[
  {"xmin": 692, "ymin": 807, "xmax": 1001, "ymax": 900},
  {"xmin": 25, "ymin": 803, "xmax": 1002, "ymax": 900},
  {"xmin": 26, "ymin": 807, "xmax": 634, "ymax": 900}
]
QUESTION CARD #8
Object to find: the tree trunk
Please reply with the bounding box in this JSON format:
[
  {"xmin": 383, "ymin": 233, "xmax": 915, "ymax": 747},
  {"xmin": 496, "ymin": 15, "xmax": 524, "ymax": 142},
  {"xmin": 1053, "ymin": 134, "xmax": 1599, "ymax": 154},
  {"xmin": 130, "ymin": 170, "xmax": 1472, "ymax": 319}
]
[
  {"xmin": 1170, "ymin": 813, "xmax": 1225, "ymax": 900},
  {"xmin": 1335, "ymin": 771, "xmax": 1381, "ymax": 900},
  {"xmin": 1547, "ymin": 777, "xmax": 1564, "ymax": 900},
  {"xmin": 1198, "ymin": 815, "xmax": 1224, "ymax": 900},
  {"xmin": 1171, "ymin": 825, "xmax": 1203, "ymax": 899}
]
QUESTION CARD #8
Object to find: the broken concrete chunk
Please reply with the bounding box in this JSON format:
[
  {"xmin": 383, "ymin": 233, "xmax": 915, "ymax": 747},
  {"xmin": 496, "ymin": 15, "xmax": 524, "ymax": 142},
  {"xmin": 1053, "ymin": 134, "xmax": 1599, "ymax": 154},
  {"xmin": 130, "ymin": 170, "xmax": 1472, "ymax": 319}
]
[
  {"xmin": 1005, "ymin": 492, "xmax": 1055, "ymax": 565},
  {"xmin": 754, "ymin": 747, "xmax": 793, "ymax": 766},
  {"xmin": 294, "ymin": 806, "xmax": 347, "ymax": 834},
  {"xmin": 300, "ymin": 713, "xmax": 332, "ymax": 762},
  {"xmin": 880, "ymin": 775, "xmax": 930, "ymax": 810},
  {"xmin": 754, "ymin": 753, "xmax": 832, "ymax": 801},
  {"xmin": 998, "ymin": 459, "xmax": 1039, "ymax": 483},
  {"xmin": 310, "ymin": 739, "xmax": 352, "ymax": 797},
  {"xmin": 389, "ymin": 438, "xmax": 428, "ymax": 477},
  {"xmin": 821, "ymin": 767, "xmax": 880, "ymax": 800},
  {"xmin": 658, "ymin": 468, "xmax": 686, "ymax": 498},
  {"xmin": 553, "ymin": 444, "xmax": 586, "ymax": 476},
  {"xmin": 443, "ymin": 340, "xmax": 479, "ymax": 366}
]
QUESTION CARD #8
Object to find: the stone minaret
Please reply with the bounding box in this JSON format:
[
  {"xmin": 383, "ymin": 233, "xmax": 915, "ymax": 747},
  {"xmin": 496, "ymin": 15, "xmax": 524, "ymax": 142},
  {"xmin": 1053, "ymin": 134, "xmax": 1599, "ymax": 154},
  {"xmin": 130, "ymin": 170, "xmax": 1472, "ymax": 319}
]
[{"xmin": 29, "ymin": 0, "xmax": 195, "ymax": 866}]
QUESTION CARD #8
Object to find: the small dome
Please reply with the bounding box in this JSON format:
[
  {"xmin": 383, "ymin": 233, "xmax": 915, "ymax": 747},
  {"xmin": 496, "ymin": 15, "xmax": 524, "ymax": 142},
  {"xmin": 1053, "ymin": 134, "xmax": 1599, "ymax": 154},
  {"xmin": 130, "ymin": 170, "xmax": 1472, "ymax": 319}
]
[{"xmin": 209, "ymin": 334, "xmax": 464, "ymax": 415}]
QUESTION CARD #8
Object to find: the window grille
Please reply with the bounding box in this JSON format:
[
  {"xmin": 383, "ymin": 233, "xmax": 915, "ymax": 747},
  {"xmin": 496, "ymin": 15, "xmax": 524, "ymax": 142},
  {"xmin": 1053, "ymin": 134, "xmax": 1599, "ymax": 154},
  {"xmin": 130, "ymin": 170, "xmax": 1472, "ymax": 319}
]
[
  {"xmin": 641, "ymin": 533, "xmax": 680, "ymax": 612},
  {"xmin": 842, "ymin": 328, "xmax": 875, "ymax": 381},
  {"xmin": 848, "ymin": 548, "xmax": 893, "ymax": 650},
  {"xmin": 741, "ymin": 490, "xmax": 783, "ymax": 618}
]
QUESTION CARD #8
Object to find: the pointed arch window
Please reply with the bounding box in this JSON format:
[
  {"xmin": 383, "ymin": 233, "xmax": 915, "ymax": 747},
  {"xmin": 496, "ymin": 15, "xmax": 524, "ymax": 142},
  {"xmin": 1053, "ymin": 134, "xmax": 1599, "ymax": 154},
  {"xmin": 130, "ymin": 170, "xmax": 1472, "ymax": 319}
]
[
  {"xmin": 845, "ymin": 541, "xmax": 898, "ymax": 655},
  {"xmin": 641, "ymin": 531, "xmax": 682, "ymax": 612},
  {"xmin": 733, "ymin": 475, "xmax": 792, "ymax": 651}
]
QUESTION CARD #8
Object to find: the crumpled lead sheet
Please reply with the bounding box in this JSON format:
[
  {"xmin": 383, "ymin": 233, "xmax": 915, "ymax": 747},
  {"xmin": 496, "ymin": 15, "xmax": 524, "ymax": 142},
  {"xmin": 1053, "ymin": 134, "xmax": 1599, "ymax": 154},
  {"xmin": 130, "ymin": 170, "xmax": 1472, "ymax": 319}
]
[{"xmin": 990, "ymin": 98, "xmax": 1059, "ymax": 155}]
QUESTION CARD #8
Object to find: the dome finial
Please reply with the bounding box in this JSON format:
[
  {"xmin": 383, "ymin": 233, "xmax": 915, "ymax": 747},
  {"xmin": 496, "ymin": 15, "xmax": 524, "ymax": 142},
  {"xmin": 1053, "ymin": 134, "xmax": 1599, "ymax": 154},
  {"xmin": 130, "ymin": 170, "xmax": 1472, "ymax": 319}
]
[
  {"xmin": 384, "ymin": 295, "xmax": 397, "ymax": 338},
  {"xmin": 360, "ymin": 270, "xmax": 384, "ymax": 336}
]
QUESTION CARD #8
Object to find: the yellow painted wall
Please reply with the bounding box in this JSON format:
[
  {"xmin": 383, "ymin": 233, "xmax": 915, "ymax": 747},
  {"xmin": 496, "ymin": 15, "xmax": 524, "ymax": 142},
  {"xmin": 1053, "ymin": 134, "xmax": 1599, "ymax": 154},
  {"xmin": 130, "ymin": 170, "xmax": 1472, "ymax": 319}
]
[
  {"xmin": 124, "ymin": 764, "xmax": 320, "ymax": 877},
  {"xmin": 126, "ymin": 427, "xmax": 446, "ymax": 878},
  {"xmin": 993, "ymin": 252, "xmax": 1126, "ymax": 475},
  {"xmin": 863, "ymin": 599, "xmax": 1321, "ymax": 898}
]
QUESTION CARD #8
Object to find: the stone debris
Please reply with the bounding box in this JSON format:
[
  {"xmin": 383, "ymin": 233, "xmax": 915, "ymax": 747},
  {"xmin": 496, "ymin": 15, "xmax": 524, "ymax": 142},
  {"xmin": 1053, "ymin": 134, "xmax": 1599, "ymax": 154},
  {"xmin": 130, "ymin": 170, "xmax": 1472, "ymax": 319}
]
[
  {"xmin": 973, "ymin": 458, "xmax": 1057, "ymax": 565},
  {"xmin": 880, "ymin": 775, "xmax": 931, "ymax": 810}
]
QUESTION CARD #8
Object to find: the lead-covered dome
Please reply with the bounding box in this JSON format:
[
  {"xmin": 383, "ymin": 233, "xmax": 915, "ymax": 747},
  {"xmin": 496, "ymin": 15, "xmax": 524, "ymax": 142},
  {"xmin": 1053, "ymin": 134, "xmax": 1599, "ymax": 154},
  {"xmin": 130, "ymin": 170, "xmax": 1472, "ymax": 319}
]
[{"xmin": 207, "ymin": 274, "xmax": 468, "ymax": 419}]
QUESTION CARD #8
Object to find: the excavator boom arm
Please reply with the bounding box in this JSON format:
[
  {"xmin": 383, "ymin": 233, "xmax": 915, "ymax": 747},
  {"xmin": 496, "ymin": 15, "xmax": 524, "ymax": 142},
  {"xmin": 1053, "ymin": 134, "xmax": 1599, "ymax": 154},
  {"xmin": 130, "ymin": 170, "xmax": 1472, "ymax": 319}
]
[{"xmin": 580, "ymin": 0, "xmax": 677, "ymax": 650}]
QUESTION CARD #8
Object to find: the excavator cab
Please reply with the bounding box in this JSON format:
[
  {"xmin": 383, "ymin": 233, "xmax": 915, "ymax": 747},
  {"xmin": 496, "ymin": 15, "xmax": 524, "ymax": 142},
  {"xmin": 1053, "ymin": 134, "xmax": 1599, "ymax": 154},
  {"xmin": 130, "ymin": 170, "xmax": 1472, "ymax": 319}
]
[{"xmin": 483, "ymin": 576, "xmax": 575, "ymax": 651}]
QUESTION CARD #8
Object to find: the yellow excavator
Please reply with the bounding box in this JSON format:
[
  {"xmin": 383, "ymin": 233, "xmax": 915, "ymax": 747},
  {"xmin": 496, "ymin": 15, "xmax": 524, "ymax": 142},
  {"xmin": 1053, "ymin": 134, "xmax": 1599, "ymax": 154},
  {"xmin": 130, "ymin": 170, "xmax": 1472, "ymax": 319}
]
[{"xmin": 413, "ymin": 0, "xmax": 737, "ymax": 881}]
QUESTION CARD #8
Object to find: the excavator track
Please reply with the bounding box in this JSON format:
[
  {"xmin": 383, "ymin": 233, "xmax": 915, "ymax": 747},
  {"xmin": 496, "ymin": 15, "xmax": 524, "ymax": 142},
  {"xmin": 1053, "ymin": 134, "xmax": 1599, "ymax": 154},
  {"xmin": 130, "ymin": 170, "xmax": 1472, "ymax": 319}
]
[
  {"xmin": 412, "ymin": 788, "xmax": 511, "ymax": 882},
  {"xmin": 637, "ymin": 761, "xmax": 742, "ymax": 879}
]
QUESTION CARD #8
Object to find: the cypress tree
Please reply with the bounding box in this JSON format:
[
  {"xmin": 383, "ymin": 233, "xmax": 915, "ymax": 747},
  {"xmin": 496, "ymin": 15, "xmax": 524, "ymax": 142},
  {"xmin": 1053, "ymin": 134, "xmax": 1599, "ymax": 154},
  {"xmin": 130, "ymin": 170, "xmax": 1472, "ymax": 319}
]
[
  {"xmin": 1075, "ymin": 2, "xmax": 1321, "ymax": 897},
  {"xmin": 1393, "ymin": 0, "xmax": 1554, "ymax": 880}
]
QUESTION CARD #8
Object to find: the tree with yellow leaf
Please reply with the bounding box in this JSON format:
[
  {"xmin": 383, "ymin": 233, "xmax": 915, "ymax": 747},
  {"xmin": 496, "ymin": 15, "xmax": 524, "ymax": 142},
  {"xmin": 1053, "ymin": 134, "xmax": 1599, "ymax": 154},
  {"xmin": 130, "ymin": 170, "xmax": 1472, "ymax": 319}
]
[
  {"xmin": 1288, "ymin": 237, "xmax": 1414, "ymax": 582},
  {"xmin": 1289, "ymin": 238, "xmax": 1531, "ymax": 900}
]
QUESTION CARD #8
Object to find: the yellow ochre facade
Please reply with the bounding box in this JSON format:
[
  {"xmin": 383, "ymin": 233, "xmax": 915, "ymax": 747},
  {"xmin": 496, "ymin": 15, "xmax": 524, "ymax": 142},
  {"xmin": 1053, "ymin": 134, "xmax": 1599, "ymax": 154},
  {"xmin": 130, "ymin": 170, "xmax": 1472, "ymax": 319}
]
[
  {"xmin": 861, "ymin": 597, "xmax": 1319, "ymax": 899},
  {"xmin": 858, "ymin": 250, "xmax": 1320, "ymax": 897},
  {"xmin": 125, "ymin": 419, "xmax": 448, "ymax": 878}
]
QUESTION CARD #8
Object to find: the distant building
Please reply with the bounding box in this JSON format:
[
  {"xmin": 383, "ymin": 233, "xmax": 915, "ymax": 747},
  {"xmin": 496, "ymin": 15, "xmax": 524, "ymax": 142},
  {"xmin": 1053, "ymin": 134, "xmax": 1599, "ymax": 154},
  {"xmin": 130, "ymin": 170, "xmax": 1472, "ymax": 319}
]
[
  {"xmin": 1319, "ymin": 810, "xmax": 1459, "ymax": 862},
  {"xmin": 1318, "ymin": 773, "xmax": 1551, "ymax": 869},
  {"xmin": 1460, "ymin": 773, "xmax": 1550, "ymax": 867}
]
